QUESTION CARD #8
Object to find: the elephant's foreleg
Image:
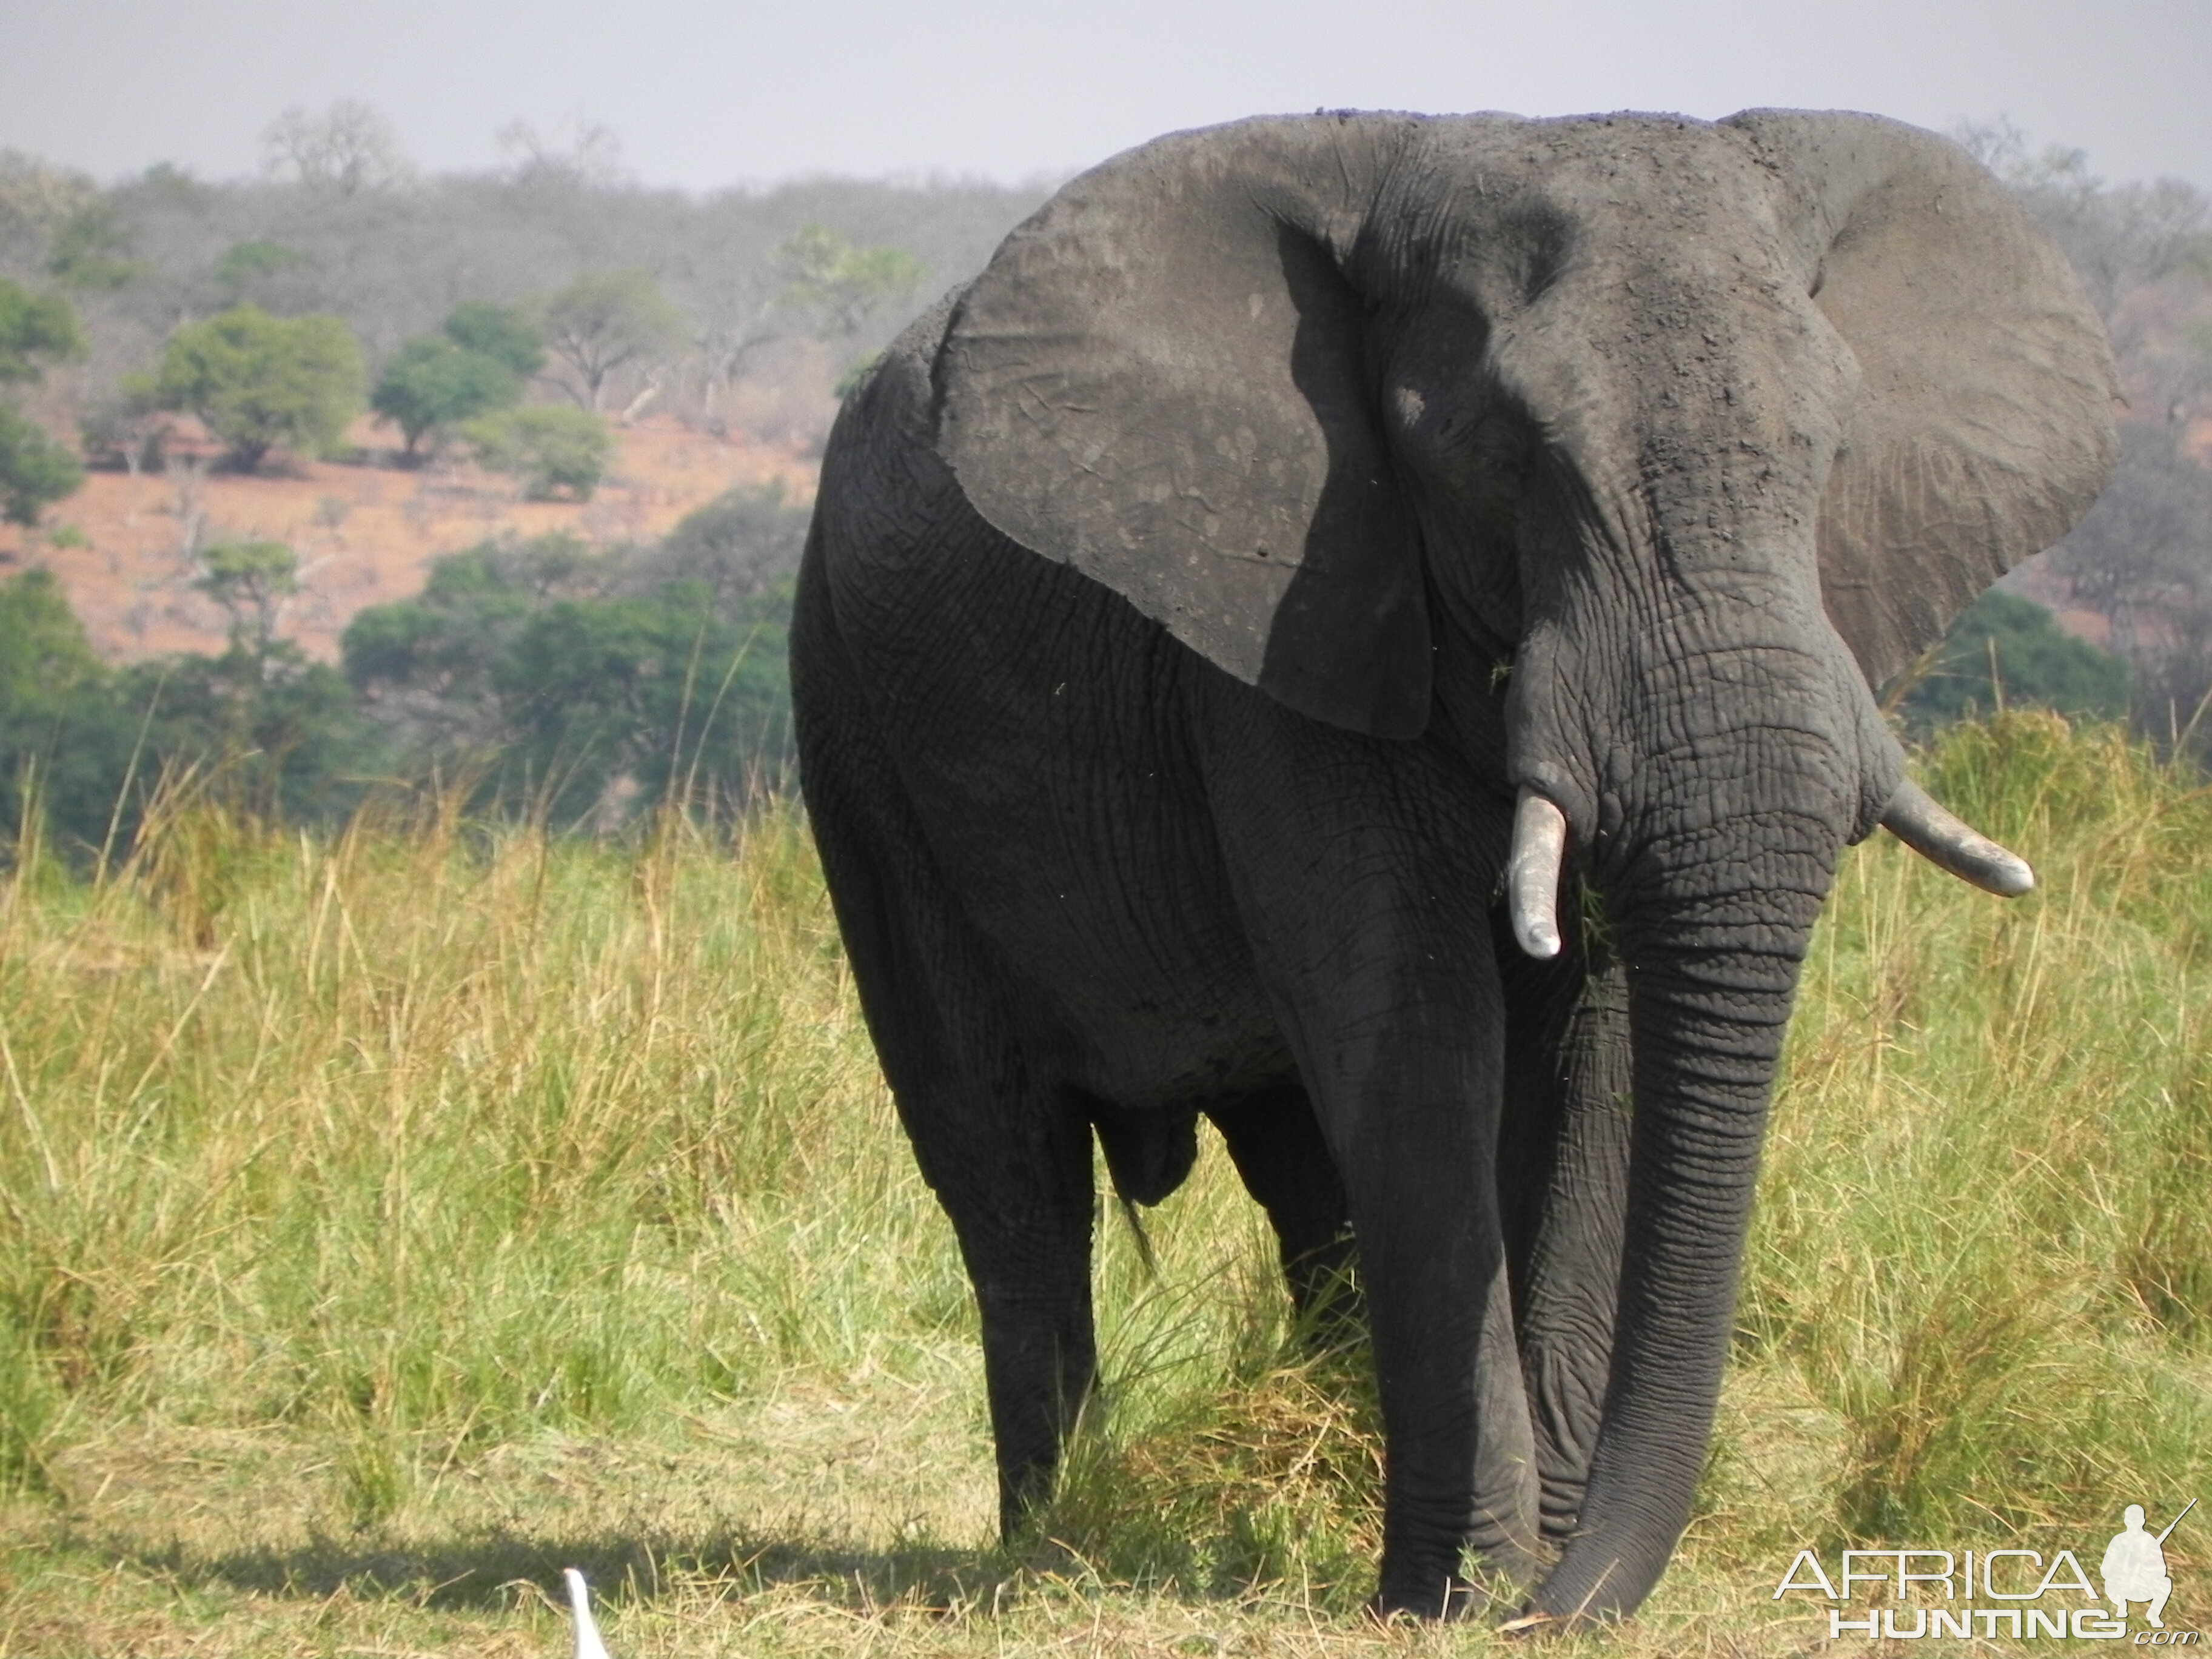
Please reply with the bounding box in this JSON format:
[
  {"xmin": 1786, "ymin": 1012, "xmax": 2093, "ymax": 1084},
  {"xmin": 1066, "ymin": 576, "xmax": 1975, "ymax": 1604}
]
[
  {"xmin": 1202, "ymin": 692, "xmax": 1537, "ymax": 1613},
  {"xmin": 1336, "ymin": 1067, "xmax": 1540, "ymax": 1613},
  {"xmin": 1205, "ymin": 1080, "xmax": 1361, "ymax": 1348},
  {"xmin": 1495, "ymin": 917, "xmax": 1632, "ymax": 1543}
]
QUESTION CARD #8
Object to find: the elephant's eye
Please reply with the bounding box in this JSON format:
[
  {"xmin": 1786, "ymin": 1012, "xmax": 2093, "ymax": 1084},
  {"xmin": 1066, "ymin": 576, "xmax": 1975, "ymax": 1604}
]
[
  {"xmin": 1390, "ymin": 383, "xmax": 1481, "ymax": 452},
  {"xmin": 1464, "ymin": 411, "xmax": 1533, "ymax": 477}
]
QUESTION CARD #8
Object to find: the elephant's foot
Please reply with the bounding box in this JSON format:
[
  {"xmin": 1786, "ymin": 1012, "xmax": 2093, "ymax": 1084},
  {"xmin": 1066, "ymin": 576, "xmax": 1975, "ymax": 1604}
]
[
  {"xmin": 1368, "ymin": 1574, "xmax": 1484, "ymax": 1622},
  {"xmin": 1371, "ymin": 1543, "xmax": 1543, "ymax": 1623}
]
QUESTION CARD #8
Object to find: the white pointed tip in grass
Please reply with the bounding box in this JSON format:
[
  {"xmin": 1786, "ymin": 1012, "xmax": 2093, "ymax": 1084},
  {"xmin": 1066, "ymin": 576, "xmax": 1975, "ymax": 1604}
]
[{"xmin": 564, "ymin": 1567, "xmax": 612, "ymax": 1659}]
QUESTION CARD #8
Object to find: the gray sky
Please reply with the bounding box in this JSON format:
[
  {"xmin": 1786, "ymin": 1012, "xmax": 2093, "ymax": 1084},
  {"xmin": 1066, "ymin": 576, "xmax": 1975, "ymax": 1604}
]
[{"xmin": 3, "ymin": 0, "xmax": 2207, "ymax": 192}]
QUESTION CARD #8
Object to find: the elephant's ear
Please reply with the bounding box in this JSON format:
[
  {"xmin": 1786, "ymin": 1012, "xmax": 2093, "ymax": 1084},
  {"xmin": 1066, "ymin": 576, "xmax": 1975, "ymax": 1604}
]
[
  {"xmin": 1724, "ymin": 110, "xmax": 2119, "ymax": 689},
  {"xmin": 936, "ymin": 116, "xmax": 1433, "ymax": 739}
]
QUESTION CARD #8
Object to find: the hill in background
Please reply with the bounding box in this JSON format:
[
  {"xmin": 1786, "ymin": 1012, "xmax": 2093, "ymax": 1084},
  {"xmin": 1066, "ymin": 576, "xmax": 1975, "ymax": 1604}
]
[{"xmin": 1, "ymin": 121, "xmax": 1047, "ymax": 661}]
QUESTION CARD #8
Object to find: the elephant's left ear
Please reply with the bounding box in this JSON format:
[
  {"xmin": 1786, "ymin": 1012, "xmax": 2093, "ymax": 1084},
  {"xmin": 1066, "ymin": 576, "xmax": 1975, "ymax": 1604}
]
[
  {"xmin": 935, "ymin": 116, "xmax": 1433, "ymax": 739},
  {"xmin": 1724, "ymin": 110, "xmax": 2119, "ymax": 689}
]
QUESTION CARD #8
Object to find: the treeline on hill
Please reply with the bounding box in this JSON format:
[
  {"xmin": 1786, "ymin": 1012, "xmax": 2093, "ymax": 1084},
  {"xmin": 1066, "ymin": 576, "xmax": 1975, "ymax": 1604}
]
[
  {"xmin": 1, "ymin": 103, "xmax": 1046, "ymax": 438},
  {"xmin": 0, "ymin": 482, "xmax": 810, "ymax": 860}
]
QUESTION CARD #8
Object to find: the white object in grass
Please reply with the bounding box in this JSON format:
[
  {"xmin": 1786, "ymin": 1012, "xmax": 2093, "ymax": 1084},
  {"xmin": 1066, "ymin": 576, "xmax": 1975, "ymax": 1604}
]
[{"xmin": 563, "ymin": 1567, "xmax": 612, "ymax": 1659}]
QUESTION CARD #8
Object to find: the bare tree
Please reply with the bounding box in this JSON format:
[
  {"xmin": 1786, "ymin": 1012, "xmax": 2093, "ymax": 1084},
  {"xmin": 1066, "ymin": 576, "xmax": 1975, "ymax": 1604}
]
[
  {"xmin": 496, "ymin": 113, "xmax": 628, "ymax": 190},
  {"xmin": 261, "ymin": 101, "xmax": 413, "ymax": 196},
  {"xmin": 538, "ymin": 269, "xmax": 679, "ymax": 411},
  {"xmin": 0, "ymin": 149, "xmax": 95, "ymax": 266},
  {"xmin": 689, "ymin": 224, "xmax": 923, "ymax": 418}
]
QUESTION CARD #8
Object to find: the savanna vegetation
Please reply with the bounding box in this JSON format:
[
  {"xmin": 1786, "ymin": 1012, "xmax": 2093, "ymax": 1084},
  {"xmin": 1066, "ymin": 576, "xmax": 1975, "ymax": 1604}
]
[
  {"xmin": 0, "ymin": 711, "xmax": 2205, "ymax": 1655},
  {"xmin": 0, "ymin": 476, "xmax": 809, "ymax": 861},
  {"xmin": 0, "ymin": 103, "xmax": 1041, "ymax": 475}
]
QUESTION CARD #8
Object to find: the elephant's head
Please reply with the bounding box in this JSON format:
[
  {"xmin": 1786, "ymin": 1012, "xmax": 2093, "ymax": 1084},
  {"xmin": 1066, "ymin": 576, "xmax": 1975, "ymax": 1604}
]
[{"xmin": 934, "ymin": 109, "xmax": 2116, "ymax": 1618}]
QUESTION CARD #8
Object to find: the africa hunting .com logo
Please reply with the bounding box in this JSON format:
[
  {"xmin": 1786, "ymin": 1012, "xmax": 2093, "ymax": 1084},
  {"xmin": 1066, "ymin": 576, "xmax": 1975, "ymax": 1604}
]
[{"xmin": 1773, "ymin": 1500, "xmax": 2197, "ymax": 1643}]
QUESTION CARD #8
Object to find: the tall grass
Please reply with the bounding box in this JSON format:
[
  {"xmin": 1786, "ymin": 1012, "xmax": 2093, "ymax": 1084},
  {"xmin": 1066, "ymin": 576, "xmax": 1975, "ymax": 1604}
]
[
  {"xmin": 0, "ymin": 789, "xmax": 967, "ymax": 1521},
  {"xmin": 1737, "ymin": 714, "xmax": 2212, "ymax": 1549},
  {"xmin": 0, "ymin": 712, "xmax": 2205, "ymax": 1651}
]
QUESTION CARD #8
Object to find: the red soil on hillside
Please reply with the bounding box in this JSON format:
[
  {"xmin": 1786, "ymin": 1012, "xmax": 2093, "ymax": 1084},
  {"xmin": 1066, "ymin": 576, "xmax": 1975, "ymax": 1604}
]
[{"xmin": 0, "ymin": 414, "xmax": 819, "ymax": 665}]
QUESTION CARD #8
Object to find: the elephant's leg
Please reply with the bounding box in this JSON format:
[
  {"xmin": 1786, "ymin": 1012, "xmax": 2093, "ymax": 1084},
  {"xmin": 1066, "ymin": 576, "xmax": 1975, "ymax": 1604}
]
[
  {"xmin": 1205, "ymin": 1081, "xmax": 1362, "ymax": 1347},
  {"xmin": 1201, "ymin": 699, "xmax": 1537, "ymax": 1614},
  {"xmin": 916, "ymin": 1080, "xmax": 1099, "ymax": 1538},
  {"xmin": 1322, "ymin": 1007, "xmax": 1541, "ymax": 1614},
  {"xmin": 808, "ymin": 815, "xmax": 1098, "ymax": 1537},
  {"xmin": 793, "ymin": 567, "xmax": 1098, "ymax": 1540},
  {"xmin": 1493, "ymin": 916, "xmax": 1632, "ymax": 1544}
]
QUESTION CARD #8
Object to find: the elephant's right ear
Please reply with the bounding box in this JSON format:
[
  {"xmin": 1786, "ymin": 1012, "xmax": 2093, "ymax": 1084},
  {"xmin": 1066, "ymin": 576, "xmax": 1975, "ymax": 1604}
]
[{"xmin": 936, "ymin": 116, "xmax": 1435, "ymax": 740}]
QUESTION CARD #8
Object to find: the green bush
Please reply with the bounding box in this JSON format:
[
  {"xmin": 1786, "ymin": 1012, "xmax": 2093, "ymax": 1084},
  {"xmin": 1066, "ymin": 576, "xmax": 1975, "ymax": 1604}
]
[
  {"xmin": 1891, "ymin": 589, "xmax": 2130, "ymax": 727},
  {"xmin": 0, "ymin": 569, "xmax": 378, "ymax": 866},
  {"xmin": 0, "ymin": 281, "xmax": 84, "ymax": 385},
  {"xmin": 341, "ymin": 488, "xmax": 809, "ymax": 822},
  {"xmin": 370, "ymin": 336, "xmax": 520, "ymax": 457},
  {"xmin": 0, "ymin": 403, "xmax": 83, "ymax": 527},
  {"xmin": 462, "ymin": 404, "xmax": 612, "ymax": 500},
  {"xmin": 441, "ymin": 300, "xmax": 545, "ymax": 377},
  {"xmin": 151, "ymin": 305, "xmax": 364, "ymax": 472}
]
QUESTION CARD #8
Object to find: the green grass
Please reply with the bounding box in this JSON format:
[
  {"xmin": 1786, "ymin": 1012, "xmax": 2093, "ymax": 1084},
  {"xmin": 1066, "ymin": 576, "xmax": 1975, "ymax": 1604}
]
[{"xmin": 0, "ymin": 712, "xmax": 2205, "ymax": 1654}]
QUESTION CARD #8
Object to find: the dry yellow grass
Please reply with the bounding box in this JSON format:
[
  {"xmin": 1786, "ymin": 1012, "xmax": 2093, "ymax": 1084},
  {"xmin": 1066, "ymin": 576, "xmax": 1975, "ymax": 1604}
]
[{"xmin": 0, "ymin": 714, "xmax": 2205, "ymax": 1655}]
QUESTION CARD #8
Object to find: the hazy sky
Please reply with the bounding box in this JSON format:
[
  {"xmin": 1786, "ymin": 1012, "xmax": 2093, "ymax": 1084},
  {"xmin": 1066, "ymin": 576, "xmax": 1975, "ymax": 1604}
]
[{"xmin": 3, "ymin": 0, "xmax": 2207, "ymax": 193}]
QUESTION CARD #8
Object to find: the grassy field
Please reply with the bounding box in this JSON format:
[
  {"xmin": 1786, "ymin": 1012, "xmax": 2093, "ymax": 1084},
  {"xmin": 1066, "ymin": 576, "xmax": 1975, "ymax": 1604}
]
[{"xmin": 0, "ymin": 711, "xmax": 2205, "ymax": 1656}]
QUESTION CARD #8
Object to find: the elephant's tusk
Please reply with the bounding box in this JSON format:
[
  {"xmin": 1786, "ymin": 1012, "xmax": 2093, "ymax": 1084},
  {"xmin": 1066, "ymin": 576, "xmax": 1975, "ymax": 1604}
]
[
  {"xmin": 565, "ymin": 1567, "xmax": 612, "ymax": 1659},
  {"xmin": 1507, "ymin": 789, "xmax": 1569, "ymax": 959},
  {"xmin": 1879, "ymin": 779, "xmax": 2036, "ymax": 897}
]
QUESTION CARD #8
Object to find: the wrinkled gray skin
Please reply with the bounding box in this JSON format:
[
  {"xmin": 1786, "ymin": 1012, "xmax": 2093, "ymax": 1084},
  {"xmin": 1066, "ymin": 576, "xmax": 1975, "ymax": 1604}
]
[{"xmin": 790, "ymin": 110, "xmax": 2115, "ymax": 1623}]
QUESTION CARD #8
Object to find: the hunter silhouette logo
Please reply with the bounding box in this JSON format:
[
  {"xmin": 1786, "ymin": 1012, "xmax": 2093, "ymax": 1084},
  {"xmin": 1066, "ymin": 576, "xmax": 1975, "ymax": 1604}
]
[
  {"xmin": 2106, "ymin": 1501, "xmax": 2191, "ymax": 1631},
  {"xmin": 1773, "ymin": 1499, "xmax": 2199, "ymax": 1642}
]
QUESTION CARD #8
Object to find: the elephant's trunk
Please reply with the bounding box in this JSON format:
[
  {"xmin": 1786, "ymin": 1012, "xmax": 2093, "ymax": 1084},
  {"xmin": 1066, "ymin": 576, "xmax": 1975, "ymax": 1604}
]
[
  {"xmin": 1529, "ymin": 842, "xmax": 1832, "ymax": 1620},
  {"xmin": 1504, "ymin": 578, "xmax": 1878, "ymax": 1618}
]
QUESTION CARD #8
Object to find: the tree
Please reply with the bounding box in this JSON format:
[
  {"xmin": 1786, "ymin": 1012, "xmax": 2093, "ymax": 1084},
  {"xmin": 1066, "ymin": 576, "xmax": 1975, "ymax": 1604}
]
[
  {"xmin": 0, "ymin": 567, "xmax": 103, "ymax": 711},
  {"xmin": 261, "ymin": 101, "xmax": 412, "ymax": 196},
  {"xmin": 46, "ymin": 202, "xmax": 142, "ymax": 290},
  {"xmin": 78, "ymin": 375, "xmax": 172, "ymax": 479},
  {"xmin": 0, "ymin": 280, "xmax": 85, "ymax": 525},
  {"xmin": 371, "ymin": 337, "xmax": 520, "ymax": 458},
  {"xmin": 463, "ymin": 405, "xmax": 612, "ymax": 499},
  {"xmin": 215, "ymin": 240, "xmax": 318, "ymax": 312},
  {"xmin": 0, "ymin": 279, "xmax": 84, "ymax": 383},
  {"xmin": 342, "ymin": 521, "xmax": 800, "ymax": 811},
  {"xmin": 0, "ymin": 150, "xmax": 94, "ymax": 259},
  {"xmin": 695, "ymin": 225, "xmax": 925, "ymax": 411},
  {"xmin": 774, "ymin": 224, "xmax": 925, "ymax": 339},
  {"xmin": 0, "ymin": 403, "xmax": 84, "ymax": 525},
  {"xmin": 538, "ymin": 270, "xmax": 679, "ymax": 411},
  {"xmin": 195, "ymin": 539, "xmax": 298, "ymax": 660},
  {"xmin": 442, "ymin": 301, "xmax": 545, "ymax": 377},
  {"xmin": 492, "ymin": 582, "xmax": 786, "ymax": 825},
  {"xmin": 0, "ymin": 568, "xmax": 132, "ymax": 859},
  {"xmin": 495, "ymin": 114, "xmax": 627, "ymax": 189},
  {"xmin": 152, "ymin": 306, "xmax": 364, "ymax": 472},
  {"xmin": 1890, "ymin": 590, "xmax": 2130, "ymax": 728},
  {"xmin": 631, "ymin": 481, "xmax": 809, "ymax": 608},
  {"xmin": 343, "ymin": 534, "xmax": 596, "ymax": 751}
]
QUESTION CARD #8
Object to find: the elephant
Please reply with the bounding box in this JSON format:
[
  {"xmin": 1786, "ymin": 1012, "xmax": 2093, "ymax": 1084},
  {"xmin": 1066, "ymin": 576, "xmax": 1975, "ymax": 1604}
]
[{"xmin": 788, "ymin": 108, "xmax": 2116, "ymax": 1624}]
